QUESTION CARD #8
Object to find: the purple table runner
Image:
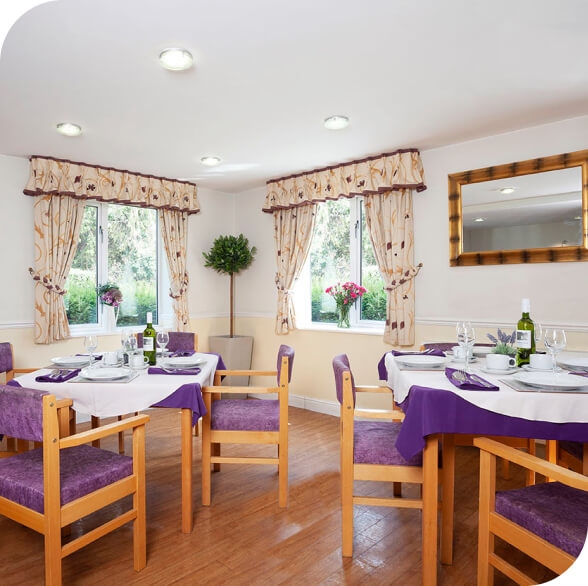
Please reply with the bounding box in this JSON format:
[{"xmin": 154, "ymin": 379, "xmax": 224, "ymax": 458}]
[{"xmin": 396, "ymin": 386, "xmax": 588, "ymax": 461}]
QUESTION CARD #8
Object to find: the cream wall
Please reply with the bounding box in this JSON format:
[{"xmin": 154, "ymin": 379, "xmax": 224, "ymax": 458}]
[{"xmin": 232, "ymin": 115, "xmax": 588, "ymax": 408}]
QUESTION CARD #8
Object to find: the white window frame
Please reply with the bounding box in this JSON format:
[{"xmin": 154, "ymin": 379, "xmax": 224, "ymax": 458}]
[
  {"xmin": 68, "ymin": 201, "xmax": 169, "ymax": 336},
  {"xmin": 295, "ymin": 197, "xmax": 385, "ymax": 332}
]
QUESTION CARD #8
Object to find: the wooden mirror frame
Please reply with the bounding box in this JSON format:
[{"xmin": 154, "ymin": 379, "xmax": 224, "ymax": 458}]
[{"xmin": 448, "ymin": 149, "xmax": 588, "ymax": 266}]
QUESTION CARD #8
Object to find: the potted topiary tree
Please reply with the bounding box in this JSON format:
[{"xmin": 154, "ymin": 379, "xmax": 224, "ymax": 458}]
[{"xmin": 204, "ymin": 234, "xmax": 256, "ymax": 386}]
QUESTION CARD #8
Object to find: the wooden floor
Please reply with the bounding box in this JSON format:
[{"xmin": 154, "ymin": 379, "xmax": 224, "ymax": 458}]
[{"xmin": 0, "ymin": 406, "xmax": 557, "ymax": 585}]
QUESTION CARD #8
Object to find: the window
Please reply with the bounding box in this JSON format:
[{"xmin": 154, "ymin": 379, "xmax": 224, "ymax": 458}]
[
  {"xmin": 64, "ymin": 202, "xmax": 168, "ymax": 330},
  {"xmin": 308, "ymin": 197, "xmax": 386, "ymax": 326}
]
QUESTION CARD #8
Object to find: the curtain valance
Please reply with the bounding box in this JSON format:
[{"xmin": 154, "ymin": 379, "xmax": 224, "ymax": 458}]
[
  {"xmin": 24, "ymin": 156, "xmax": 200, "ymax": 215},
  {"xmin": 263, "ymin": 149, "xmax": 426, "ymax": 212}
]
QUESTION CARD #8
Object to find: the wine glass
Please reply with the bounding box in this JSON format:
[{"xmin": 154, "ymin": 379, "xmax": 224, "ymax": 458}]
[
  {"xmin": 456, "ymin": 322, "xmax": 476, "ymax": 373},
  {"xmin": 127, "ymin": 334, "xmax": 137, "ymax": 357},
  {"xmin": 157, "ymin": 330, "xmax": 170, "ymax": 358},
  {"xmin": 84, "ymin": 335, "xmax": 98, "ymax": 365},
  {"xmin": 544, "ymin": 328, "xmax": 566, "ymax": 375},
  {"xmin": 533, "ymin": 323, "xmax": 543, "ymax": 353}
]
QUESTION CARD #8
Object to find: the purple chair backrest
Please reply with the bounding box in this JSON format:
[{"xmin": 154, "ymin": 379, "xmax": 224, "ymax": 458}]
[
  {"xmin": 0, "ymin": 343, "xmax": 14, "ymax": 373},
  {"xmin": 137, "ymin": 332, "xmax": 195, "ymax": 352},
  {"xmin": 277, "ymin": 345, "xmax": 295, "ymax": 385},
  {"xmin": 0, "ymin": 385, "xmax": 47, "ymax": 442},
  {"xmin": 332, "ymin": 354, "xmax": 355, "ymax": 406}
]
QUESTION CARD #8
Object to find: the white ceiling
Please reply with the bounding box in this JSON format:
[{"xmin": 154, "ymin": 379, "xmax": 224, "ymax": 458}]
[{"xmin": 1, "ymin": 0, "xmax": 588, "ymax": 193}]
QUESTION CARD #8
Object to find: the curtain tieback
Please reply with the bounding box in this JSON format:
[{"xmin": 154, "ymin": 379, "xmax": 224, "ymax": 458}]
[
  {"xmin": 384, "ymin": 263, "xmax": 423, "ymax": 292},
  {"xmin": 169, "ymin": 271, "xmax": 189, "ymax": 299},
  {"xmin": 28, "ymin": 268, "xmax": 67, "ymax": 295}
]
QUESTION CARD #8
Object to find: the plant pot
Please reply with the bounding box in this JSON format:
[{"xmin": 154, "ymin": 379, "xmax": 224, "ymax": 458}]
[{"xmin": 208, "ymin": 335, "xmax": 254, "ymax": 395}]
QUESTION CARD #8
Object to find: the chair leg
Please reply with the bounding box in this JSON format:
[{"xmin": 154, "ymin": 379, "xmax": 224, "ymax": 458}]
[
  {"xmin": 202, "ymin": 407, "xmax": 212, "ymax": 507},
  {"xmin": 393, "ymin": 482, "xmax": 402, "ymax": 497},
  {"xmin": 133, "ymin": 424, "xmax": 147, "ymax": 571},
  {"xmin": 278, "ymin": 441, "xmax": 288, "ymax": 508},
  {"xmin": 478, "ymin": 449, "xmax": 496, "ymax": 586},
  {"xmin": 44, "ymin": 527, "xmax": 62, "ymax": 585},
  {"xmin": 193, "ymin": 420, "xmax": 200, "ymax": 437},
  {"xmin": 212, "ymin": 443, "xmax": 221, "ymax": 472},
  {"xmin": 91, "ymin": 416, "xmax": 101, "ymax": 448},
  {"xmin": 501, "ymin": 458, "xmax": 511, "ymax": 480}
]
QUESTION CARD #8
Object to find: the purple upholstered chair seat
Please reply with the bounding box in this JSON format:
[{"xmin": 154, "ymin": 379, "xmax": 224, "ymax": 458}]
[
  {"xmin": 354, "ymin": 421, "xmax": 423, "ymax": 466},
  {"xmin": 495, "ymin": 481, "xmax": 588, "ymax": 557},
  {"xmin": 0, "ymin": 444, "xmax": 133, "ymax": 513},
  {"xmin": 211, "ymin": 399, "xmax": 279, "ymax": 432},
  {"xmin": 561, "ymin": 441, "xmax": 584, "ymax": 461}
]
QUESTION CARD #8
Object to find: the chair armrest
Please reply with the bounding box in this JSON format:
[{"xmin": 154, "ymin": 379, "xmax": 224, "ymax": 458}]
[
  {"xmin": 60, "ymin": 414, "xmax": 150, "ymax": 449},
  {"xmin": 474, "ymin": 438, "xmax": 588, "ymax": 491},
  {"xmin": 354, "ymin": 409, "xmax": 404, "ymax": 421},
  {"xmin": 202, "ymin": 385, "xmax": 278, "ymax": 394},
  {"xmin": 355, "ymin": 385, "xmax": 392, "ymax": 394},
  {"xmin": 55, "ymin": 398, "xmax": 73, "ymax": 409},
  {"xmin": 215, "ymin": 370, "xmax": 278, "ymax": 377}
]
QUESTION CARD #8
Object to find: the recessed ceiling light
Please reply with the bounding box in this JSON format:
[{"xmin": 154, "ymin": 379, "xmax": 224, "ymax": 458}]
[
  {"xmin": 56, "ymin": 122, "xmax": 82, "ymax": 137},
  {"xmin": 200, "ymin": 156, "xmax": 222, "ymax": 166},
  {"xmin": 159, "ymin": 48, "xmax": 193, "ymax": 71},
  {"xmin": 499, "ymin": 187, "xmax": 515, "ymax": 194},
  {"xmin": 473, "ymin": 217, "xmax": 485, "ymax": 223},
  {"xmin": 324, "ymin": 115, "xmax": 350, "ymax": 130}
]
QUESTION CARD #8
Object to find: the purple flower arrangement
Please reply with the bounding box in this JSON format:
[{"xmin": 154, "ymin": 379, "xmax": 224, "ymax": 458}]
[
  {"xmin": 487, "ymin": 328, "xmax": 516, "ymax": 345},
  {"xmin": 98, "ymin": 283, "xmax": 123, "ymax": 307}
]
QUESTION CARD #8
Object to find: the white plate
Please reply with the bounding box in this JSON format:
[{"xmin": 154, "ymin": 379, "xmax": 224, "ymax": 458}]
[
  {"xmin": 161, "ymin": 356, "xmax": 203, "ymax": 368},
  {"xmin": 79, "ymin": 367, "xmax": 133, "ymax": 381},
  {"xmin": 395, "ymin": 355, "xmax": 447, "ymax": 368},
  {"xmin": 479, "ymin": 366, "xmax": 517, "ymax": 376},
  {"xmin": 515, "ymin": 371, "xmax": 588, "ymax": 390},
  {"xmin": 472, "ymin": 347, "xmax": 493, "ymax": 357},
  {"xmin": 51, "ymin": 355, "xmax": 91, "ymax": 366},
  {"xmin": 557, "ymin": 352, "xmax": 588, "ymax": 371},
  {"xmin": 521, "ymin": 364, "xmax": 552, "ymax": 372}
]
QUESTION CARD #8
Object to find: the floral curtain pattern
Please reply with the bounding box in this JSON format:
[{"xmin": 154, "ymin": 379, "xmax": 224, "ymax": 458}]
[
  {"xmin": 273, "ymin": 205, "xmax": 317, "ymax": 334},
  {"xmin": 159, "ymin": 209, "xmax": 190, "ymax": 331},
  {"xmin": 363, "ymin": 190, "xmax": 422, "ymax": 346},
  {"xmin": 30, "ymin": 195, "xmax": 86, "ymax": 344},
  {"xmin": 263, "ymin": 149, "xmax": 425, "ymax": 213},
  {"xmin": 25, "ymin": 156, "xmax": 200, "ymax": 215}
]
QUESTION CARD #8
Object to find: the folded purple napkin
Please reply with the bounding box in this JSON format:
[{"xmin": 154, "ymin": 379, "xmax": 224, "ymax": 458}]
[
  {"xmin": 391, "ymin": 349, "xmax": 446, "ymax": 357},
  {"xmin": 570, "ymin": 372, "xmax": 588, "ymax": 378},
  {"xmin": 148, "ymin": 367, "xmax": 201, "ymax": 376},
  {"xmin": 445, "ymin": 367, "xmax": 498, "ymax": 391},
  {"xmin": 76, "ymin": 353, "xmax": 103, "ymax": 361},
  {"xmin": 36, "ymin": 369, "xmax": 80, "ymax": 383},
  {"xmin": 170, "ymin": 351, "xmax": 196, "ymax": 357}
]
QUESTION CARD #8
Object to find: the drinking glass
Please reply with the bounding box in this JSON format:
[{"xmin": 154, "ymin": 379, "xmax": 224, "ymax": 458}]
[
  {"xmin": 127, "ymin": 334, "xmax": 137, "ymax": 356},
  {"xmin": 456, "ymin": 321, "xmax": 476, "ymax": 373},
  {"xmin": 544, "ymin": 328, "xmax": 566, "ymax": 374},
  {"xmin": 534, "ymin": 323, "xmax": 543, "ymax": 353},
  {"xmin": 84, "ymin": 335, "xmax": 98, "ymax": 365},
  {"xmin": 157, "ymin": 330, "xmax": 170, "ymax": 357}
]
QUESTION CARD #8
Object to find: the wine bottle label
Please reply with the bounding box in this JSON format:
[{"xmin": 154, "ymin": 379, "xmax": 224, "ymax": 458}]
[
  {"xmin": 143, "ymin": 338, "xmax": 154, "ymax": 351},
  {"xmin": 516, "ymin": 330, "xmax": 532, "ymax": 349}
]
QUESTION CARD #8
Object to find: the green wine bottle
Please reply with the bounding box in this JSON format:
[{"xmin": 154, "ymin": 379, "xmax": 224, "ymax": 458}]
[
  {"xmin": 143, "ymin": 311, "xmax": 157, "ymax": 366},
  {"xmin": 516, "ymin": 298, "xmax": 535, "ymax": 367}
]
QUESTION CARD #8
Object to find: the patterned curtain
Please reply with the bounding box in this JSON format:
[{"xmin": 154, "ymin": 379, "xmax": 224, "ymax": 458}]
[
  {"xmin": 273, "ymin": 205, "xmax": 317, "ymax": 334},
  {"xmin": 363, "ymin": 190, "xmax": 422, "ymax": 346},
  {"xmin": 159, "ymin": 209, "xmax": 189, "ymax": 331},
  {"xmin": 29, "ymin": 195, "xmax": 86, "ymax": 344}
]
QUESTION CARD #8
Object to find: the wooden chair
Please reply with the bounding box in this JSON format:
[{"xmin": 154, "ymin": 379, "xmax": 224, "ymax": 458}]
[
  {"xmin": 334, "ymin": 354, "xmax": 439, "ymax": 559},
  {"xmin": 0, "ymin": 342, "xmax": 42, "ymax": 453},
  {"xmin": 95, "ymin": 331, "xmax": 199, "ymax": 451},
  {"xmin": 201, "ymin": 344, "xmax": 293, "ymax": 508},
  {"xmin": 475, "ymin": 437, "xmax": 588, "ymax": 585},
  {"xmin": 0, "ymin": 384, "xmax": 149, "ymax": 585}
]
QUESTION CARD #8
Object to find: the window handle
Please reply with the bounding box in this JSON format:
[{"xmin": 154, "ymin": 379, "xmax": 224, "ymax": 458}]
[
  {"xmin": 99, "ymin": 225, "xmax": 104, "ymax": 244},
  {"xmin": 354, "ymin": 220, "xmax": 360, "ymax": 238}
]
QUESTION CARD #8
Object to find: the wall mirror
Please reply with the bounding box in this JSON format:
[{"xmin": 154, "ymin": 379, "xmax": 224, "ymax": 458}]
[{"xmin": 448, "ymin": 149, "xmax": 588, "ymax": 266}]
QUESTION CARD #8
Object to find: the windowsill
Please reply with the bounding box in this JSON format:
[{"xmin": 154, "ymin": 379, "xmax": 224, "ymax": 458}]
[{"xmin": 296, "ymin": 322, "xmax": 384, "ymax": 335}]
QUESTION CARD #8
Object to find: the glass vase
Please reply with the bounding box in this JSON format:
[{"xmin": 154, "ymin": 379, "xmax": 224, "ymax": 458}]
[{"xmin": 337, "ymin": 304, "xmax": 351, "ymax": 328}]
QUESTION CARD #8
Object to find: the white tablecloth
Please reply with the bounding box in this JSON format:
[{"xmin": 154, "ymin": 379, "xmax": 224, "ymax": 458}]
[
  {"xmin": 385, "ymin": 352, "xmax": 588, "ymax": 424},
  {"xmin": 14, "ymin": 353, "xmax": 220, "ymax": 418}
]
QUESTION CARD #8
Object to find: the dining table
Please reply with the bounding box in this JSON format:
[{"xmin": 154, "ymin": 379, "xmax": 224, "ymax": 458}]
[
  {"xmin": 7, "ymin": 351, "xmax": 225, "ymax": 534},
  {"xmin": 379, "ymin": 351, "xmax": 588, "ymax": 585}
]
